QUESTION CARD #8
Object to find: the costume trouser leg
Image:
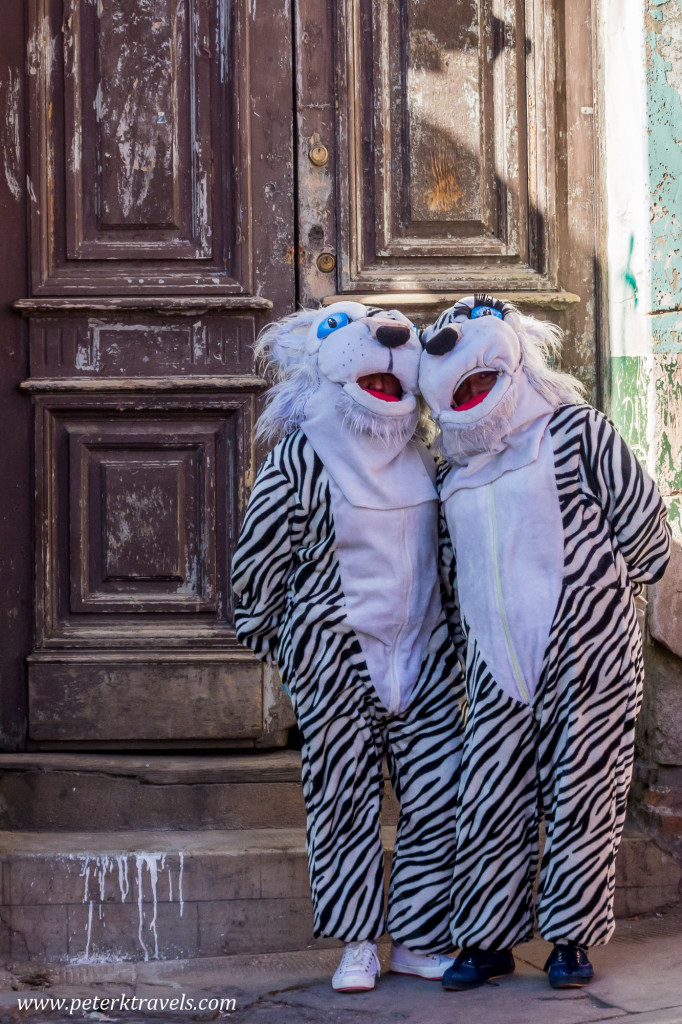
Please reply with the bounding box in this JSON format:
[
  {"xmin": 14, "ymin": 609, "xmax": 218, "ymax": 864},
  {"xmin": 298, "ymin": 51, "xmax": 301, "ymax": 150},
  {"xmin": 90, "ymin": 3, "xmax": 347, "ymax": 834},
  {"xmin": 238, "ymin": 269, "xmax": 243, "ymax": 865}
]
[
  {"xmin": 450, "ymin": 642, "xmax": 539, "ymax": 950},
  {"xmin": 451, "ymin": 589, "xmax": 643, "ymax": 951},
  {"xmin": 292, "ymin": 625, "xmax": 462, "ymax": 948},
  {"xmin": 535, "ymin": 588, "xmax": 643, "ymax": 947},
  {"xmin": 294, "ymin": 654, "xmax": 387, "ymax": 943},
  {"xmin": 385, "ymin": 631, "xmax": 463, "ymax": 953}
]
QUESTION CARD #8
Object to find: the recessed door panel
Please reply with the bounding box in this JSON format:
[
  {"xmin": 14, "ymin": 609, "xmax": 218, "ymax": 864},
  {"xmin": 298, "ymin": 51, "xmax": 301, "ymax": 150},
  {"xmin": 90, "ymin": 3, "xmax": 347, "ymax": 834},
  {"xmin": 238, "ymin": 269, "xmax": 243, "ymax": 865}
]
[
  {"xmin": 36, "ymin": 394, "xmax": 252, "ymax": 644},
  {"xmin": 335, "ymin": 0, "xmax": 555, "ymax": 290},
  {"xmin": 70, "ymin": 428, "xmax": 217, "ymax": 614},
  {"xmin": 28, "ymin": 0, "xmax": 261, "ymax": 294}
]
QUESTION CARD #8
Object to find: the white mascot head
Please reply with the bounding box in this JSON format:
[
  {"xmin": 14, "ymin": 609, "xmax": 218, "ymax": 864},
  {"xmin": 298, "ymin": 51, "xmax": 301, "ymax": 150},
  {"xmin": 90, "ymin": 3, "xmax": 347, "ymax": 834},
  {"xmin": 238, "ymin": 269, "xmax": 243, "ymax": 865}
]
[
  {"xmin": 418, "ymin": 294, "xmax": 585, "ymax": 461},
  {"xmin": 255, "ymin": 301, "xmax": 427, "ymax": 446}
]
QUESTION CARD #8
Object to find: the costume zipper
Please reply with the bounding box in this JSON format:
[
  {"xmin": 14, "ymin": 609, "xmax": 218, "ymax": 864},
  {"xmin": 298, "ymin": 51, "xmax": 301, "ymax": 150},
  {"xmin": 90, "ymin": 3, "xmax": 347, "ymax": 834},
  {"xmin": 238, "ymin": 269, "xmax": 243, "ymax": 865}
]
[
  {"xmin": 390, "ymin": 508, "xmax": 411, "ymax": 713},
  {"xmin": 488, "ymin": 483, "xmax": 529, "ymax": 703}
]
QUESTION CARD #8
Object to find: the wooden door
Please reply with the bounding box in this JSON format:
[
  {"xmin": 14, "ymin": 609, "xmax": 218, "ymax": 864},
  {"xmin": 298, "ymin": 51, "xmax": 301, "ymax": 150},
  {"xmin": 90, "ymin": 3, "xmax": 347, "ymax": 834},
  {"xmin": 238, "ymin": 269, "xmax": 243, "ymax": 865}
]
[
  {"xmin": 16, "ymin": 0, "xmax": 297, "ymax": 748},
  {"xmin": 1, "ymin": 0, "xmax": 602, "ymax": 751}
]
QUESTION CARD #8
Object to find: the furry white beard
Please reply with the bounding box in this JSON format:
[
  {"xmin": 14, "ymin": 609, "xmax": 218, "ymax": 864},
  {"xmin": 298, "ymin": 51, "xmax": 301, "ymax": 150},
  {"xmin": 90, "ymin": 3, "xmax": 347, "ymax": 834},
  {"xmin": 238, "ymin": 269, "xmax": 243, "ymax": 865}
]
[
  {"xmin": 437, "ymin": 377, "xmax": 519, "ymax": 462},
  {"xmin": 336, "ymin": 388, "xmax": 419, "ymax": 448}
]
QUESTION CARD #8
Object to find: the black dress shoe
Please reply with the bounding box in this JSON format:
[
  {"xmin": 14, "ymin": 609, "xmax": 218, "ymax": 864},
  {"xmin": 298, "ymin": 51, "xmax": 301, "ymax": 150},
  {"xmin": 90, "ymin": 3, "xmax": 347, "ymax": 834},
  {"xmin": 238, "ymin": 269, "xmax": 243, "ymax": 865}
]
[
  {"xmin": 442, "ymin": 947, "xmax": 515, "ymax": 990},
  {"xmin": 544, "ymin": 944, "xmax": 594, "ymax": 988}
]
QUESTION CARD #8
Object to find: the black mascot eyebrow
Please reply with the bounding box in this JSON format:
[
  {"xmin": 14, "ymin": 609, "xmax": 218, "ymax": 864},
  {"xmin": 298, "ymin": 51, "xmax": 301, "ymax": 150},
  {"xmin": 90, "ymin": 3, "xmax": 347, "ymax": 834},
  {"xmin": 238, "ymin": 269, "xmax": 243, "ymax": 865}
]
[{"xmin": 434, "ymin": 295, "xmax": 510, "ymax": 332}]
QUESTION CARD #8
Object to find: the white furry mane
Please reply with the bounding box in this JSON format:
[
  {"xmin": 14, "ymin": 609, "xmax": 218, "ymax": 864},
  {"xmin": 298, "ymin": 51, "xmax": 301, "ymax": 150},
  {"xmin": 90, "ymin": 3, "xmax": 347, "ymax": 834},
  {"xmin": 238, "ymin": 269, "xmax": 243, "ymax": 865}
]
[
  {"xmin": 335, "ymin": 389, "xmax": 421, "ymax": 448},
  {"xmin": 512, "ymin": 309, "xmax": 586, "ymax": 407},
  {"xmin": 253, "ymin": 310, "xmax": 321, "ymax": 443}
]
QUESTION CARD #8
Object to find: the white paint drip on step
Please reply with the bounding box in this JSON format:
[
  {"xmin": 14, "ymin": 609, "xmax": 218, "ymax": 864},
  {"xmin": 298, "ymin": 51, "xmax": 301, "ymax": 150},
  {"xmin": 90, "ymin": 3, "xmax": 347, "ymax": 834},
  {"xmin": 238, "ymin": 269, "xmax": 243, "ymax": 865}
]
[
  {"xmin": 81, "ymin": 860, "xmax": 91, "ymax": 904},
  {"xmin": 136, "ymin": 854, "xmax": 160, "ymax": 961},
  {"xmin": 85, "ymin": 901, "xmax": 94, "ymax": 960},
  {"xmin": 179, "ymin": 851, "xmax": 184, "ymax": 918},
  {"xmin": 70, "ymin": 851, "xmax": 186, "ymax": 963},
  {"xmin": 117, "ymin": 854, "xmax": 130, "ymax": 902},
  {"xmin": 135, "ymin": 855, "xmax": 148, "ymax": 962},
  {"xmin": 97, "ymin": 856, "xmax": 112, "ymax": 903}
]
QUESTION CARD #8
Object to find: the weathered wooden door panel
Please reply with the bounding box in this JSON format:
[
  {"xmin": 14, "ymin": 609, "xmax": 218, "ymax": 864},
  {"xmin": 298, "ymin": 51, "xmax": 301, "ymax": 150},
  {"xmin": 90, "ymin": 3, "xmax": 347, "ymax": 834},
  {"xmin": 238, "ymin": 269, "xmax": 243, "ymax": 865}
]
[
  {"xmin": 35, "ymin": 391, "xmax": 248, "ymax": 641},
  {"xmin": 27, "ymin": 385, "xmax": 263, "ymax": 742},
  {"xmin": 27, "ymin": 0, "xmax": 276, "ymax": 296},
  {"xmin": 28, "ymin": 657, "xmax": 263, "ymax": 742},
  {"xmin": 299, "ymin": 0, "xmax": 602, "ymax": 394},
  {"xmin": 333, "ymin": 0, "xmax": 561, "ymax": 292},
  {"xmin": 18, "ymin": 0, "xmax": 296, "ymax": 748},
  {"xmin": 65, "ymin": 0, "xmax": 212, "ymax": 260},
  {"xmin": 69, "ymin": 421, "xmax": 219, "ymax": 616},
  {"xmin": 24, "ymin": 310, "xmax": 262, "ymax": 378}
]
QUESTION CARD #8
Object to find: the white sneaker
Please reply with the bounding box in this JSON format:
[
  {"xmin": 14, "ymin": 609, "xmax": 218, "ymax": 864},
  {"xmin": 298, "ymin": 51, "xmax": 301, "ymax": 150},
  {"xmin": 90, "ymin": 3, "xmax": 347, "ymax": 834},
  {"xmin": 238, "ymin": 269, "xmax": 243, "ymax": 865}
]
[
  {"xmin": 389, "ymin": 941, "xmax": 455, "ymax": 980},
  {"xmin": 332, "ymin": 940, "xmax": 381, "ymax": 992}
]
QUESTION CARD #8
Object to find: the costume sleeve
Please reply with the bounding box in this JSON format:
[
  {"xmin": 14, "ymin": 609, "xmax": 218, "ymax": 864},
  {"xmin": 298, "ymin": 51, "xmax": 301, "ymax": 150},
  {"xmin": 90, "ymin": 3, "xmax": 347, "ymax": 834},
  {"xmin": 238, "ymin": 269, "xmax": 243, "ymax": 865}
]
[
  {"xmin": 581, "ymin": 409, "xmax": 671, "ymax": 584},
  {"xmin": 437, "ymin": 466, "xmax": 467, "ymax": 667},
  {"xmin": 231, "ymin": 452, "xmax": 299, "ymax": 663}
]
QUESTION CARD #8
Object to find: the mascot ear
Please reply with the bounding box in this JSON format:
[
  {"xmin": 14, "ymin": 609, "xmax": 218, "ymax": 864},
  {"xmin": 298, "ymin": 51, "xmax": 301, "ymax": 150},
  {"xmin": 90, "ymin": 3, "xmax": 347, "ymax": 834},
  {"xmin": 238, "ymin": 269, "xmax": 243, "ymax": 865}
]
[
  {"xmin": 255, "ymin": 310, "xmax": 318, "ymax": 376},
  {"xmin": 502, "ymin": 308, "xmax": 522, "ymax": 333}
]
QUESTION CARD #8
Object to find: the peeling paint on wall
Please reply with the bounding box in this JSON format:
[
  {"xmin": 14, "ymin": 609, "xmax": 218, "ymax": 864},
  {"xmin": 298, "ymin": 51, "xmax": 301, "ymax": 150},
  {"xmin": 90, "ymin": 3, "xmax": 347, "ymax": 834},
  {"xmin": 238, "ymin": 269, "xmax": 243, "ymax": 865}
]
[
  {"xmin": 611, "ymin": 351, "xmax": 682, "ymax": 538},
  {"xmin": 646, "ymin": 3, "xmax": 682, "ymax": 313},
  {"xmin": 0, "ymin": 69, "xmax": 22, "ymax": 201},
  {"xmin": 654, "ymin": 356, "xmax": 682, "ymax": 494},
  {"xmin": 604, "ymin": 0, "xmax": 682, "ymax": 534},
  {"xmin": 610, "ymin": 355, "xmax": 653, "ymax": 463},
  {"xmin": 651, "ymin": 310, "xmax": 682, "ymax": 352}
]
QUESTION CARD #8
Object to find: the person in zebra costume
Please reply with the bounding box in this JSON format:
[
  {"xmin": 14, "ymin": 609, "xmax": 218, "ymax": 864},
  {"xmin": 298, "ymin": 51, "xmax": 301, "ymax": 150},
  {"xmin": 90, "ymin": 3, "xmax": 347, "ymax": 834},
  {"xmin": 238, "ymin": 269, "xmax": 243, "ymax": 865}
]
[
  {"xmin": 418, "ymin": 295, "xmax": 671, "ymax": 991},
  {"xmin": 232, "ymin": 302, "xmax": 466, "ymax": 992}
]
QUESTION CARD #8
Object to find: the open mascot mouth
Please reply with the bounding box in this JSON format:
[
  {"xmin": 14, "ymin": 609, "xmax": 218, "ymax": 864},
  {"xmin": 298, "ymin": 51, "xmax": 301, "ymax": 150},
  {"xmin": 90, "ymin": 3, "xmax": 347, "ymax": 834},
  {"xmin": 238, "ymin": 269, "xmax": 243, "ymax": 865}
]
[
  {"xmin": 451, "ymin": 370, "xmax": 498, "ymax": 411},
  {"xmin": 356, "ymin": 372, "xmax": 403, "ymax": 402}
]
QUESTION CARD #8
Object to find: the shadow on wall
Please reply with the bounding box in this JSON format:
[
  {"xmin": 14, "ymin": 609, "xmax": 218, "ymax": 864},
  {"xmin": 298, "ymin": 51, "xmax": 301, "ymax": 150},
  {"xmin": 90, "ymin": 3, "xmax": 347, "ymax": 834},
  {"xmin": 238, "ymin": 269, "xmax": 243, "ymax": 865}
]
[{"xmin": 386, "ymin": 6, "xmax": 603, "ymax": 403}]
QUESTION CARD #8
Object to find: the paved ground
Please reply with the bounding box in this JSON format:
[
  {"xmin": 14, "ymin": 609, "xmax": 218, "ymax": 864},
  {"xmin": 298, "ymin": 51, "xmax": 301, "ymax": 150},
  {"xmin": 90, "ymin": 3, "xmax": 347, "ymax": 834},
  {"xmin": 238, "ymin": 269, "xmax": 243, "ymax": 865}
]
[{"xmin": 0, "ymin": 906, "xmax": 680, "ymax": 1023}]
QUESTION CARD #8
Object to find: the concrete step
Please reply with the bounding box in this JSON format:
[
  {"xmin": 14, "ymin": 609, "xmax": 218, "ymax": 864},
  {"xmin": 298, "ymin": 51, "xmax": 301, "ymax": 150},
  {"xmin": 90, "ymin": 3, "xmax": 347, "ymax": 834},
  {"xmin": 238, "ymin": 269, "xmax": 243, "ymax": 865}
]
[
  {"xmin": 0, "ymin": 753, "xmax": 308, "ymax": 832},
  {"xmin": 0, "ymin": 827, "xmax": 387, "ymax": 965},
  {"xmin": 0, "ymin": 754, "xmax": 399, "ymax": 832},
  {"xmin": 0, "ymin": 826, "xmax": 678, "ymax": 966}
]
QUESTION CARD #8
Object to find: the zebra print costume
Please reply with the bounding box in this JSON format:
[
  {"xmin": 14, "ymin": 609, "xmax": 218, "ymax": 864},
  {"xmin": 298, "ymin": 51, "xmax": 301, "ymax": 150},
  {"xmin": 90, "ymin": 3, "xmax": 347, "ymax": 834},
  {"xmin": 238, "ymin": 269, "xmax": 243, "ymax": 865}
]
[
  {"xmin": 444, "ymin": 404, "xmax": 671, "ymax": 950},
  {"xmin": 232, "ymin": 430, "xmax": 465, "ymax": 951}
]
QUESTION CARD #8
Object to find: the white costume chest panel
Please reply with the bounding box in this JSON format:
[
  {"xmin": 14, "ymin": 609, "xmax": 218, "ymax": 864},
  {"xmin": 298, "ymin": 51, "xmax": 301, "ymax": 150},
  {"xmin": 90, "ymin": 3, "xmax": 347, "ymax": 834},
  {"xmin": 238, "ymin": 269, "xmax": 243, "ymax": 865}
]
[
  {"xmin": 444, "ymin": 430, "xmax": 564, "ymax": 704},
  {"xmin": 328, "ymin": 478, "xmax": 441, "ymax": 715}
]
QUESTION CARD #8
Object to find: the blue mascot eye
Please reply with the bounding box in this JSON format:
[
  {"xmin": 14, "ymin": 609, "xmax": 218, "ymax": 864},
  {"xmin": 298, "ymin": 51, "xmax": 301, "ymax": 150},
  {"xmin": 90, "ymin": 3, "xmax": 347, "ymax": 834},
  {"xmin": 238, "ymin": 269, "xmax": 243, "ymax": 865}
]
[
  {"xmin": 317, "ymin": 312, "xmax": 350, "ymax": 338},
  {"xmin": 471, "ymin": 305, "xmax": 503, "ymax": 320}
]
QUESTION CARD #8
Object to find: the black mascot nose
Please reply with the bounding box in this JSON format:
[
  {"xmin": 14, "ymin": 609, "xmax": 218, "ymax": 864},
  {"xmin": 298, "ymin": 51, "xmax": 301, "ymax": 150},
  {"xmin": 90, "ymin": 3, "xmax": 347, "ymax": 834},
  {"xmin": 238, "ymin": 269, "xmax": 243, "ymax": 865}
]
[
  {"xmin": 424, "ymin": 326, "xmax": 461, "ymax": 356},
  {"xmin": 376, "ymin": 323, "xmax": 412, "ymax": 348}
]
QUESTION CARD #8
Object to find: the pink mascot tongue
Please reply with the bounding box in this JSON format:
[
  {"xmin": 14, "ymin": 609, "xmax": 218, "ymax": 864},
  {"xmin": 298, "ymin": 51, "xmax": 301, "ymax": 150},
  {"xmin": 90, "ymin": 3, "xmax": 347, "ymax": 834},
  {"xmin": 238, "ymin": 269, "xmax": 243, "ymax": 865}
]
[
  {"xmin": 365, "ymin": 389, "xmax": 400, "ymax": 402},
  {"xmin": 455, "ymin": 391, "xmax": 489, "ymax": 412}
]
